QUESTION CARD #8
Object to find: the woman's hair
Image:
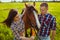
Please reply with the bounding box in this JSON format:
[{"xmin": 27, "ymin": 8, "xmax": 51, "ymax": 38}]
[{"xmin": 3, "ymin": 9, "xmax": 18, "ymax": 27}]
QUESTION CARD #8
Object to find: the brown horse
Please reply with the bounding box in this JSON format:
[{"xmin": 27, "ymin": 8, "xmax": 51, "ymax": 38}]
[{"xmin": 22, "ymin": 3, "xmax": 40, "ymax": 37}]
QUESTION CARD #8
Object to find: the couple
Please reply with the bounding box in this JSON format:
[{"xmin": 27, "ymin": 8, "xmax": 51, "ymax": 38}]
[{"xmin": 3, "ymin": 2, "xmax": 56, "ymax": 40}]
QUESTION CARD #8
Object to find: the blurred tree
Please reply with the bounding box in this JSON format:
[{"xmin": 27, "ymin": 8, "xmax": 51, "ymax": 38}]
[
  {"xmin": 53, "ymin": 0, "xmax": 56, "ymax": 2},
  {"xmin": 11, "ymin": 0, "xmax": 14, "ymax": 2},
  {"xmin": 34, "ymin": 0, "xmax": 36, "ymax": 1},
  {"xmin": 23, "ymin": 0, "xmax": 26, "ymax": 2},
  {"xmin": 0, "ymin": 0, "xmax": 1, "ymax": 3},
  {"xmin": 14, "ymin": 0, "xmax": 16, "ymax": 2}
]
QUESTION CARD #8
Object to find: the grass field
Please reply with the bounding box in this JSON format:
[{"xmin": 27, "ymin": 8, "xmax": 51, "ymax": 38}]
[{"xmin": 0, "ymin": 2, "xmax": 60, "ymax": 40}]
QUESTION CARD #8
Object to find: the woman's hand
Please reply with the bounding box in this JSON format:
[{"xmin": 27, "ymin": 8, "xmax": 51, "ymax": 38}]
[{"xmin": 20, "ymin": 32, "xmax": 25, "ymax": 36}]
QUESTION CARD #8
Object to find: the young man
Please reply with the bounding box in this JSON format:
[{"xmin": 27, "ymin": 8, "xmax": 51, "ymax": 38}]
[{"xmin": 38, "ymin": 2, "xmax": 56, "ymax": 40}]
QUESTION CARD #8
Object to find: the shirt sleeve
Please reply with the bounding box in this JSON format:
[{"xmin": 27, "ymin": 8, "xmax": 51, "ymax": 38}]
[
  {"xmin": 50, "ymin": 17, "xmax": 56, "ymax": 30},
  {"xmin": 11, "ymin": 24, "xmax": 21, "ymax": 40}
]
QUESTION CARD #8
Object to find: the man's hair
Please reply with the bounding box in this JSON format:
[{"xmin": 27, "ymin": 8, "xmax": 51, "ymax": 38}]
[{"xmin": 40, "ymin": 2, "xmax": 48, "ymax": 8}]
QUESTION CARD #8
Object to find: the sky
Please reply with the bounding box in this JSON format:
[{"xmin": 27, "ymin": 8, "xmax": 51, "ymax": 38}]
[
  {"xmin": 0, "ymin": 0, "xmax": 60, "ymax": 2},
  {"xmin": 1, "ymin": 0, "xmax": 22, "ymax": 2}
]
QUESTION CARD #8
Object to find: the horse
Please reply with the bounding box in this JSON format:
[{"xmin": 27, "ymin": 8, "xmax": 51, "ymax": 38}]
[{"xmin": 21, "ymin": 3, "xmax": 40, "ymax": 38}]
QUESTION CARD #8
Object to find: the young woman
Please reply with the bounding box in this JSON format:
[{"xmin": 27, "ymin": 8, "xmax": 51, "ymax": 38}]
[{"xmin": 3, "ymin": 9, "xmax": 25, "ymax": 40}]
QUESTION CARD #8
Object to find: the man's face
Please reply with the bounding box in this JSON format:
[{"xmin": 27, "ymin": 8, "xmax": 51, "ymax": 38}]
[{"xmin": 40, "ymin": 6, "xmax": 48, "ymax": 15}]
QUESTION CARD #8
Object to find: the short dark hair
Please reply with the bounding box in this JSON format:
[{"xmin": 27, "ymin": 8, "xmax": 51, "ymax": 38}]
[{"xmin": 40, "ymin": 2, "xmax": 48, "ymax": 8}]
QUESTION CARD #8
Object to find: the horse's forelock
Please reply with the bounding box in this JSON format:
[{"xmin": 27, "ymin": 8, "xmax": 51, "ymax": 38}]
[
  {"xmin": 25, "ymin": 6, "xmax": 38, "ymax": 14},
  {"xmin": 30, "ymin": 6, "xmax": 38, "ymax": 13}
]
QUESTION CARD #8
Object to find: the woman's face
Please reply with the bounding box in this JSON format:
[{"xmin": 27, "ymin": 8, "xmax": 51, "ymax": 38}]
[{"xmin": 14, "ymin": 13, "xmax": 20, "ymax": 22}]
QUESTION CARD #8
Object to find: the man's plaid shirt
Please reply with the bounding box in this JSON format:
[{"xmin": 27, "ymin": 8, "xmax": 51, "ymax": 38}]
[
  {"xmin": 11, "ymin": 18, "xmax": 25, "ymax": 40},
  {"xmin": 38, "ymin": 13, "xmax": 56, "ymax": 37}
]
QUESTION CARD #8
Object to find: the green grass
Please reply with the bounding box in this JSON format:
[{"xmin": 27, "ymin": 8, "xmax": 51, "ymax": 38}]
[{"xmin": 0, "ymin": 2, "xmax": 60, "ymax": 40}]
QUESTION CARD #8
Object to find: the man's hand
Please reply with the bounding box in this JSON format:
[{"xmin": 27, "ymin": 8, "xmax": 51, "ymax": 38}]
[{"xmin": 51, "ymin": 30, "xmax": 56, "ymax": 40}]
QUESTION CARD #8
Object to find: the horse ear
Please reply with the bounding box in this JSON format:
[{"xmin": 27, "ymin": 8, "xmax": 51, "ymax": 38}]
[
  {"xmin": 33, "ymin": 2, "xmax": 35, "ymax": 6},
  {"xmin": 25, "ymin": 3, "xmax": 28, "ymax": 8}
]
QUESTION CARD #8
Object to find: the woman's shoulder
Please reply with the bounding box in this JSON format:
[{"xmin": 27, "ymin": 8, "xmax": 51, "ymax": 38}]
[
  {"xmin": 20, "ymin": 18, "xmax": 24, "ymax": 25},
  {"xmin": 10, "ymin": 22, "xmax": 15, "ymax": 28},
  {"xmin": 19, "ymin": 14, "xmax": 24, "ymax": 22}
]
